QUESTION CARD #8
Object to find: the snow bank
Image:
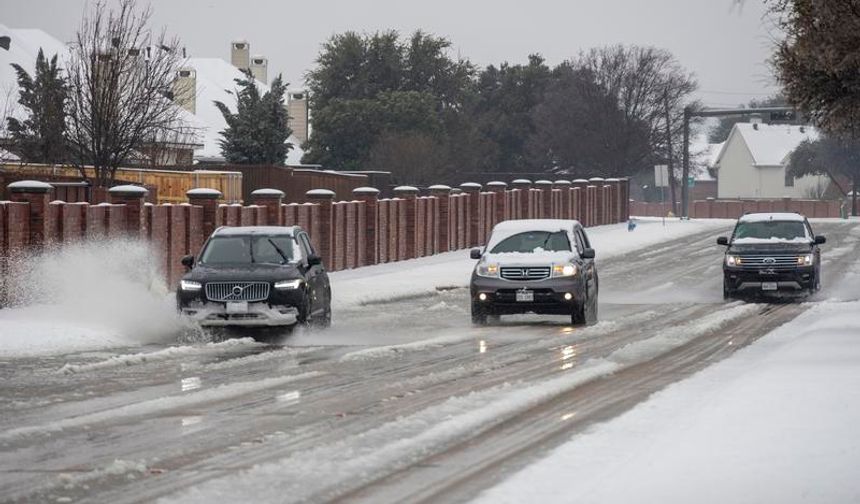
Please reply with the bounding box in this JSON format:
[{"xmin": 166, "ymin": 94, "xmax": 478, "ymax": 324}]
[
  {"xmin": 473, "ymin": 298, "xmax": 860, "ymax": 504},
  {"xmin": 329, "ymin": 219, "xmax": 731, "ymax": 308},
  {"xmin": 0, "ymin": 240, "xmax": 198, "ymax": 357}
]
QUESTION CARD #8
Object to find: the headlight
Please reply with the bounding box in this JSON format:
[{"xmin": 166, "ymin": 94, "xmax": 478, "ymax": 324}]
[
  {"xmin": 552, "ymin": 263, "xmax": 577, "ymax": 277},
  {"xmin": 180, "ymin": 280, "xmax": 202, "ymax": 291},
  {"xmin": 476, "ymin": 262, "xmax": 499, "ymax": 278},
  {"xmin": 726, "ymin": 255, "xmax": 741, "ymax": 267},
  {"xmin": 798, "ymin": 254, "xmax": 813, "ymax": 266},
  {"xmin": 275, "ymin": 279, "xmax": 303, "ymax": 290}
]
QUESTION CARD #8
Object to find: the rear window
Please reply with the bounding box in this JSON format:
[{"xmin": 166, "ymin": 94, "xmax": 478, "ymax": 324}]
[
  {"xmin": 200, "ymin": 235, "xmax": 295, "ymax": 264},
  {"xmin": 490, "ymin": 231, "xmax": 571, "ymax": 253},
  {"xmin": 732, "ymin": 220, "xmax": 810, "ymax": 241}
]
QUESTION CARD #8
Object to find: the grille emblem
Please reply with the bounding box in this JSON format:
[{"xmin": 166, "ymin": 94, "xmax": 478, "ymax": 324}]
[
  {"xmin": 763, "ymin": 257, "xmax": 776, "ymax": 264},
  {"xmin": 232, "ymin": 285, "xmax": 245, "ymax": 296}
]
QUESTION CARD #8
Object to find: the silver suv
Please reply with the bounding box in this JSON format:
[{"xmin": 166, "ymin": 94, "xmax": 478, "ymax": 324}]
[{"xmin": 469, "ymin": 219, "xmax": 598, "ymax": 325}]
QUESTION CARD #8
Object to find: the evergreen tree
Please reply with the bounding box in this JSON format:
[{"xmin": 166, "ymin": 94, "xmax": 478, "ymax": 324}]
[
  {"xmin": 215, "ymin": 72, "xmax": 293, "ymax": 165},
  {"xmin": 6, "ymin": 49, "xmax": 68, "ymax": 164}
]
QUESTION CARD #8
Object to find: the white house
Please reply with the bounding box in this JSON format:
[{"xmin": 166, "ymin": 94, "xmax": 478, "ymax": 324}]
[
  {"xmin": 714, "ymin": 121, "xmax": 831, "ymax": 199},
  {"xmin": 176, "ymin": 57, "xmax": 306, "ymax": 165}
]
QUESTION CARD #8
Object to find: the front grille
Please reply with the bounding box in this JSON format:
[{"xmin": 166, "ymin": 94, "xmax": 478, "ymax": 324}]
[
  {"xmin": 205, "ymin": 282, "xmax": 270, "ymax": 302},
  {"xmin": 500, "ymin": 266, "xmax": 551, "ymax": 281},
  {"xmin": 737, "ymin": 255, "xmax": 804, "ymax": 271}
]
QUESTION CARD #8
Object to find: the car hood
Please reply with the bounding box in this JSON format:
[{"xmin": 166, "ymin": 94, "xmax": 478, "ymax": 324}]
[
  {"xmin": 481, "ymin": 251, "xmax": 577, "ymax": 266},
  {"xmin": 184, "ymin": 263, "xmax": 302, "ymax": 282},
  {"xmin": 728, "ymin": 242, "xmax": 813, "ymax": 254}
]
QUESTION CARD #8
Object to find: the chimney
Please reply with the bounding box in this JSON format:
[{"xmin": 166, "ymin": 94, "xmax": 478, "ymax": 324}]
[
  {"xmin": 749, "ymin": 113, "xmax": 763, "ymax": 125},
  {"xmin": 231, "ymin": 39, "xmax": 250, "ymax": 71},
  {"xmin": 173, "ymin": 67, "xmax": 197, "ymax": 114},
  {"xmin": 250, "ymin": 55, "xmax": 268, "ymax": 84},
  {"xmin": 0, "ymin": 35, "xmax": 10, "ymax": 51},
  {"xmin": 287, "ymin": 91, "xmax": 310, "ymax": 144}
]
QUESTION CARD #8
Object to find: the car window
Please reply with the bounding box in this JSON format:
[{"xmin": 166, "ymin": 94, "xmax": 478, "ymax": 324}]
[
  {"xmin": 299, "ymin": 233, "xmax": 315, "ymax": 257},
  {"xmin": 732, "ymin": 220, "xmax": 810, "ymax": 241},
  {"xmin": 490, "ymin": 231, "xmax": 571, "ymax": 253},
  {"xmin": 200, "ymin": 235, "xmax": 295, "ymax": 264},
  {"xmin": 573, "ymin": 229, "xmax": 585, "ymax": 253},
  {"xmin": 580, "ymin": 228, "xmax": 592, "ymax": 248}
]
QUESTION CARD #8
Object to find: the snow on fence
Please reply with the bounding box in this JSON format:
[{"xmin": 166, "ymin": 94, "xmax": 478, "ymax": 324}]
[
  {"xmin": 629, "ymin": 198, "xmax": 843, "ymax": 219},
  {"xmin": 0, "ymin": 178, "xmax": 630, "ymax": 290}
]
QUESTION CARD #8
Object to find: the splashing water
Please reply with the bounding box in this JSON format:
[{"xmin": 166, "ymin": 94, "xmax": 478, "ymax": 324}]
[{"xmin": 1, "ymin": 239, "xmax": 200, "ymax": 354}]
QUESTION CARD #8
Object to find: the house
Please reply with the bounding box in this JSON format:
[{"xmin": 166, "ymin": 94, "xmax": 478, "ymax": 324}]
[
  {"xmin": 714, "ymin": 121, "xmax": 831, "ymax": 199},
  {"xmin": 0, "ymin": 23, "xmax": 203, "ymax": 166},
  {"xmin": 174, "ymin": 41, "xmax": 307, "ymax": 165}
]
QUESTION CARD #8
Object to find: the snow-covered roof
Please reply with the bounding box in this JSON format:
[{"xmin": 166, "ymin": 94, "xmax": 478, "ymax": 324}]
[
  {"xmin": 0, "ymin": 24, "xmax": 70, "ymax": 122},
  {"xmin": 738, "ymin": 212, "xmax": 805, "ymax": 223},
  {"xmin": 185, "ymin": 57, "xmax": 305, "ymax": 164},
  {"xmin": 718, "ymin": 123, "xmax": 819, "ymax": 168}
]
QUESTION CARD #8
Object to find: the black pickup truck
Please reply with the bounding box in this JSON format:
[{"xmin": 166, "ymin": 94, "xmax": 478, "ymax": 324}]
[{"xmin": 717, "ymin": 212, "xmax": 826, "ymax": 299}]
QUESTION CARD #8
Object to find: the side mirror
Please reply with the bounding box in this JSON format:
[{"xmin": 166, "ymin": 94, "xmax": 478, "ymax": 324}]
[
  {"xmin": 716, "ymin": 237, "xmax": 729, "ymax": 246},
  {"xmin": 581, "ymin": 248, "xmax": 596, "ymax": 259},
  {"xmin": 181, "ymin": 255, "xmax": 194, "ymax": 269},
  {"xmin": 307, "ymin": 254, "xmax": 323, "ymax": 267},
  {"xmin": 814, "ymin": 235, "xmax": 827, "ymax": 245},
  {"xmin": 470, "ymin": 248, "xmax": 482, "ymax": 260}
]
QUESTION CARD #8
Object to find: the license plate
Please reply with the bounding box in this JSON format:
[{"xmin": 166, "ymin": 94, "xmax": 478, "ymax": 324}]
[
  {"xmin": 761, "ymin": 282, "xmax": 778, "ymax": 291},
  {"xmin": 516, "ymin": 290, "xmax": 534, "ymax": 302},
  {"xmin": 226, "ymin": 301, "xmax": 249, "ymax": 314}
]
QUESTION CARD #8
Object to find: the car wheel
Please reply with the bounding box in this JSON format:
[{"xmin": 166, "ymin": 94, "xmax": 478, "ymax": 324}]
[
  {"xmin": 571, "ymin": 299, "xmax": 587, "ymax": 326},
  {"xmin": 723, "ymin": 281, "xmax": 734, "ymax": 301},
  {"xmin": 315, "ymin": 306, "xmax": 332, "ymax": 328},
  {"xmin": 471, "ymin": 301, "xmax": 488, "ymax": 325},
  {"xmin": 587, "ymin": 295, "xmax": 598, "ymax": 325}
]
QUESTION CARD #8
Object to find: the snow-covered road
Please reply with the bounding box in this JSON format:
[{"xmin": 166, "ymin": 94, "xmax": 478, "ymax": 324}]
[{"xmin": 1, "ymin": 218, "xmax": 859, "ymax": 503}]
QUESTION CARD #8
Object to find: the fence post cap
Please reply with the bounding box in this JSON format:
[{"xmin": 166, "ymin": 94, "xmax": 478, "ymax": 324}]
[
  {"xmin": 352, "ymin": 186, "xmax": 380, "ymax": 196},
  {"xmin": 553, "ymin": 179, "xmax": 572, "ymax": 185},
  {"xmin": 451, "ymin": 188, "xmax": 464, "ymax": 194},
  {"xmin": 459, "ymin": 182, "xmax": 482, "ymax": 192},
  {"xmin": 511, "ymin": 178, "xmax": 532, "ymax": 185},
  {"xmin": 250, "ymin": 188, "xmax": 285, "ymax": 198},
  {"xmin": 486, "ymin": 180, "xmax": 508, "ymax": 188},
  {"xmin": 306, "ymin": 189, "xmax": 336, "ymax": 199},
  {"xmin": 393, "ymin": 185, "xmax": 419, "ymax": 194},
  {"xmin": 109, "ymin": 184, "xmax": 149, "ymax": 197},
  {"xmin": 427, "ymin": 184, "xmax": 452, "ymax": 192},
  {"xmin": 588, "ymin": 177, "xmax": 606, "ymax": 182},
  {"xmin": 605, "ymin": 177, "xmax": 620, "ymax": 182},
  {"xmin": 534, "ymin": 179, "xmax": 553, "ymax": 187},
  {"xmin": 7, "ymin": 180, "xmax": 53, "ymax": 193},
  {"xmin": 187, "ymin": 188, "xmax": 223, "ymax": 199}
]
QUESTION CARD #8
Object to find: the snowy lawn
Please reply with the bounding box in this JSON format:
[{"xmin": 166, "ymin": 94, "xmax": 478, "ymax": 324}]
[{"xmin": 472, "ymin": 298, "xmax": 860, "ymax": 504}]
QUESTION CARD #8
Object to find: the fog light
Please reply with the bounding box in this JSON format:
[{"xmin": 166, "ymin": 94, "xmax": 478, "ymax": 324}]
[
  {"xmin": 478, "ymin": 292, "xmax": 488, "ymax": 301},
  {"xmin": 564, "ymin": 292, "xmax": 573, "ymax": 301}
]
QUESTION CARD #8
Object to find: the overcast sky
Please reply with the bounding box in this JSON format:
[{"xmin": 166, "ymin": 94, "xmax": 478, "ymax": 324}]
[{"xmin": 2, "ymin": 0, "xmax": 781, "ymax": 106}]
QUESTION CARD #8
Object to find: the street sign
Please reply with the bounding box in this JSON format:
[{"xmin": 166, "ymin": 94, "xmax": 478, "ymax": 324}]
[
  {"xmin": 688, "ymin": 176, "xmax": 695, "ymax": 188},
  {"xmin": 654, "ymin": 165, "xmax": 669, "ymax": 187}
]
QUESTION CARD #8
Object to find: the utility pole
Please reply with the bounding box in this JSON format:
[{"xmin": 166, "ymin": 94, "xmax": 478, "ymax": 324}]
[
  {"xmin": 681, "ymin": 106, "xmax": 690, "ymax": 218},
  {"xmin": 664, "ymin": 90, "xmax": 677, "ymax": 216}
]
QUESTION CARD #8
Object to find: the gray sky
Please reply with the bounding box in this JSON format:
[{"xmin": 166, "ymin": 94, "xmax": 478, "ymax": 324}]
[{"xmin": 1, "ymin": 0, "xmax": 781, "ymax": 105}]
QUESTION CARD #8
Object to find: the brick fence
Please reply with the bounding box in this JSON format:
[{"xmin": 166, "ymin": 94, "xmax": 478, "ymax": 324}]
[
  {"xmin": 1, "ymin": 177, "xmax": 630, "ymax": 290},
  {"xmin": 630, "ymin": 198, "xmax": 844, "ymax": 219}
]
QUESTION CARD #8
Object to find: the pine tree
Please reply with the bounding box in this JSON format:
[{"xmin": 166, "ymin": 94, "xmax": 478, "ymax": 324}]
[
  {"xmin": 6, "ymin": 49, "xmax": 68, "ymax": 163},
  {"xmin": 215, "ymin": 72, "xmax": 293, "ymax": 165}
]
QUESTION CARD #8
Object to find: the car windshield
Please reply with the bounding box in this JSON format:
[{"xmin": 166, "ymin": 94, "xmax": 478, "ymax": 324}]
[
  {"xmin": 490, "ymin": 230, "xmax": 571, "ymax": 253},
  {"xmin": 200, "ymin": 235, "xmax": 296, "ymax": 264},
  {"xmin": 732, "ymin": 221, "xmax": 809, "ymax": 242}
]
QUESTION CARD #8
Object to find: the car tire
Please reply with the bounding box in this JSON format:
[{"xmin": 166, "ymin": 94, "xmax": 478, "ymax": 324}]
[
  {"xmin": 313, "ymin": 306, "xmax": 332, "ymax": 328},
  {"xmin": 571, "ymin": 299, "xmax": 587, "ymax": 326},
  {"xmin": 723, "ymin": 281, "xmax": 734, "ymax": 301},
  {"xmin": 471, "ymin": 301, "xmax": 488, "ymax": 325},
  {"xmin": 587, "ymin": 295, "xmax": 598, "ymax": 325}
]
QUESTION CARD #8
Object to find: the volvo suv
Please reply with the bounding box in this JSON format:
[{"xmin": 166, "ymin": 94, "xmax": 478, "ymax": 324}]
[
  {"xmin": 469, "ymin": 220, "xmax": 598, "ymax": 325},
  {"xmin": 177, "ymin": 226, "xmax": 332, "ymax": 328},
  {"xmin": 717, "ymin": 212, "xmax": 825, "ymax": 299}
]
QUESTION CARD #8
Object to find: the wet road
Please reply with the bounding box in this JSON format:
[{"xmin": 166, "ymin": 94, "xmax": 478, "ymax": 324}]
[{"xmin": 2, "ymin": 221, "xmax": 859, "ymax": 503}]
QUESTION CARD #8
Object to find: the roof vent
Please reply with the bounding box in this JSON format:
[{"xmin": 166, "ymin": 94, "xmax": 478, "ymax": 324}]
[{"xmin": 752, "ymin": 123, "xmax": 759, "ymax": 131}]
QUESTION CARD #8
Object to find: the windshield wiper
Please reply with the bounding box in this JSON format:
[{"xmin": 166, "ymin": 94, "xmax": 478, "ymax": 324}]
[{"xmin": 267, "ymin": 238, "xmax": 290, "ymax": 264}]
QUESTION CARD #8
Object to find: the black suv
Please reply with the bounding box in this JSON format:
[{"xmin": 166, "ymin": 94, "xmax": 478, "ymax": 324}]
[
  {"xmin": 177, "ymin": 226, "xmax": 331, "ymax": 328},
  {"xmin": 718, "ymin": 212, "xmax": 825, "ymax": 299}
]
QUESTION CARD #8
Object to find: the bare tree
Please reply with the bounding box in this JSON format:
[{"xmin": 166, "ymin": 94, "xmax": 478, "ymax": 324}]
[
  {"xmin": 0, "ymin": 85, "xmax": 20, "ymax": 164},
  {"xmin": 65, "ymin": 0, "xmax": 194, "ymax": 186},
  {"xmin": 570, "ymin": 46, "xmax": 699, "ymax": 190}
]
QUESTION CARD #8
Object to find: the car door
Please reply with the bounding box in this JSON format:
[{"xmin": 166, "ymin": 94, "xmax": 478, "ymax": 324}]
[
  {"xmin": 575, "ymin": 226, "xmax": 598, "ymax": 300},
  {"xmin": 298, "ymin": 231, "xmax": 328, "ymax": 315}
]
